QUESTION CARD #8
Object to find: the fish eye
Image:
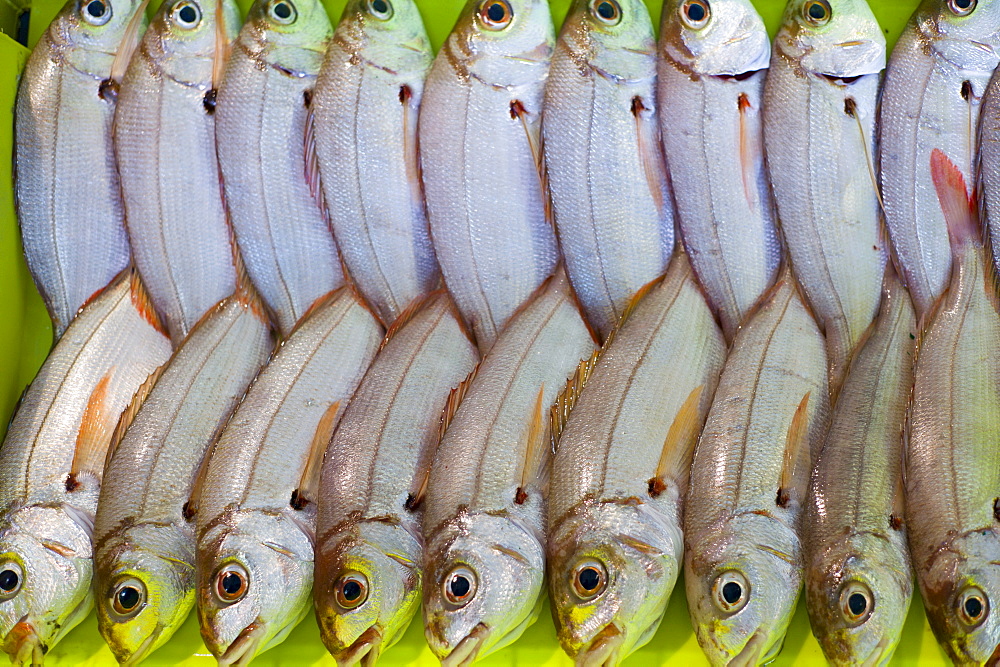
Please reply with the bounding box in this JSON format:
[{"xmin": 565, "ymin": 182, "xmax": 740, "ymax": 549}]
[
  {"xmin": 110, "ymin": 578, "xmax": 146, "ymax": 618},
  {"xmin": 267, "ymin": 0, "xmax": 296, "ymax": 23},
  {"xmin": 958, "ymin": 586, "xmax": 989, "ymax": 628},
  {"xmin": 80, "ymin": 0, "xmax": 112, "ymax": 25},
  {"xmin": 802, "ymin": 0, "xmax": 831, "ymax": 26},
  {"xmin": 367, "ymin": 0, "xmax": 392, "ymax": 19},
  {"xmin": 478, "ymin": 0, "xmax": 512, "ymax": 30},
  {"xmin": 839, "ymin": 581, "xmax": 873, "ymax": 626},
  {"xmin": 214, "ymin": 563, "xmax": 249, "ymax": 604},
  {"xmin": 171, "ymin": 0, "xmax": 202, "ymax": 28},
  {"xmin": 0, "ymin": 562, "xmax": 22, "ymax": 601},
  {"xmin": 589, "ymin": 0, "xmax": 621, "ymax": 25},
  {"xmin": 443, "ymin": 566, "xmax": 477, "ymax": 608},
  {"xmin": 680, "ymin": 0, "xmax": 710, "ymax": 29},
  {"xmin": 334, "ymin": 572, "xmax": 369, "ymax": 611},
  {"xmin": 712, "ymin": 570, "xmax": 750, "ymax": 614},
  {"xmin": 948, "ymin": 0, "xmax": 976, "ymax": 16},
  {"xmin": 570, "ymin": 559, "xmax": 608, "ymax": 602}
]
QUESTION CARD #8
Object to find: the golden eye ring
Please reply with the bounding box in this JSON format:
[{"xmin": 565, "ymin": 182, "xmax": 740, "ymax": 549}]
[
  {"xmin": 214, "ymin": 563, "xmax": 249, "ymax": 604},
  {"xmin": 712, "ymin": 570, "xmax": 750, "ymax": 614},
  {"xmin": 479, "ymin": 0, "xmax": 513, "ymax": 30},
  {"xmin": 802, "ymin": 0, "xmax": 831, "ymax": 26},
  {"xmin": 680, "ymin": 0, "xmax": 711, "ymax": 30},
  {"xmin": 443, "ymin": 566, "xmax": 477, "ymax": 608},
  {"xmin": 334, "ymin": 572, "xmax": 369, "ymax": 610}
]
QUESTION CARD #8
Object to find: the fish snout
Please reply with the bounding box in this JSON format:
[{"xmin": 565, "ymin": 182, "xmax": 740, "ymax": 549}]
[
  {"xmin": 575, "ymin": 622, "xmax": 625, "ymax": 667},
  {"xmin": 3, "ymin": 617, "xmax": 45, "ymax": 667},
  {"xmin": 118, "ymin": 629, "xmax": 161, "ymax": 667},
  {"xmin": 216, "ymin": 618, "xmax": 267, "ymax": 667},
  {"xmin": 440, "ymin": 622, "xmax": 488, "ymax": 667},
  {"xmin": 332, "ymin": 625, "xmax": 383, "ymax": 667}
]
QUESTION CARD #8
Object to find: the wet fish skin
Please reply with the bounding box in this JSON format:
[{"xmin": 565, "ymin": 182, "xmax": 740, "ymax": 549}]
[
  {"xmin": 92, "ymin": 295, "xmax": 273, "ymax": 666},
  {"xmin": 804, "ymin": 269, "xmax": 914, "ymax": 666},
  {"xmin": 763, "ymin": 0, "xmax": 887, "ymax": 394},
  {"xmin": 313, "ymin": 0, "xmax": 439, "ymax": 326},
  {"xmin": 547, "ymin": 254, "xmax": 726, "ymax": 664},
  {"xmin": 881, "ymin": 0, "xmax": 1000, "ymax": 317},
  {"xmin": 0, "ymin": 273, "xmax": 172, "ymax": 664},
  {"xmin": 114, "ymin": 0, "xmax": 241, "ymax": 343},
  {"xmin": 314, "ymin": 292, "xmax": 478, "ymax": 666},
  {"xmin": 419, "ymin": 0, "xmax": 558, "ymax": 352},
  {"xmin": 977, "ymin": 59, "xmax": 1000, "ymax": 276},
  {"xmin": 422, "ymin": 271, "xmax": 596, "ymax": 663},
  {"xmin": 658, "ymin": 0, "xmax": 779, "ymax": 341},
  {"xmin": 684, "ymin": 273, "xmax": 830, "ymax": 666},
  {"xmin": 14, "ymin": 0, "xmax": 142, "ymax": 337},
  {"xmin": 196, "ymin": 288, "xmax": 382, "ymax": 666},
  {"xmin": 542, "ymin": 0, "xmax": 673, "ymax": 340}
]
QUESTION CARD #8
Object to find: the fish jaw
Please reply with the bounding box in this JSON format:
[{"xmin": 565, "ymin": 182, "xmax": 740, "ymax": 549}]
[
  {"xmin": 574, "ymin": 621, "xmax": 627, "ymax": 667},
  {"xmin": 440, "ymin": 622, "xmax": 488, "ymax": 667},
  {"xmin": 3, "ymin": 617, "xmax": 44, "ymax": 667},
  {"xmin": 330, "ymin": 625, "xmax": 382, "ymax": 667}
]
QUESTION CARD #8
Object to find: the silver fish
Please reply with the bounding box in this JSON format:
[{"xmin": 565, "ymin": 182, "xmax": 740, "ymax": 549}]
[
  {"xmin": 93, "ymin": 291, "xmax": 273, "ymax": 665},
  {"xmin": 216, "ymin": 0, "xmax": 344, "ymax": 338},
  {"xmin": 114, "ymin": 0, "xmax": 241, "ymax": 342},
  {"xmin": 418, "ymin": 0, "xmax": 558, "ymax": 352},
  {"xmin": 313, "ymin": 291, "xmax": 478, "ymax": 666},
  {"xmin": 312, "ymin": 0, "xmax": 439, "ymax": 326},
  {"xmin": 14, "ymin": 0, "xmax": 143, "ymax": 337},
  {"xmin": 658, "ymin": 0, "xmax": 779, "ymax": 341},
  {"xmin": 684, "ymin": 270, "xmax": 830, "ymax": 665},
  {"xmin": 541, "ymin": 0, "xmax": 674, "ymax": 340},
  {"xmin": 0, "ymin": 272, "xmax": 172, "ymax": 664},
  {"xmin": 547, "ymin": 253, "xmax": 726, "ymax": 665},
  {"xmin": 195, "ymin": 287, "xmax": 382, "ymax": 666}
]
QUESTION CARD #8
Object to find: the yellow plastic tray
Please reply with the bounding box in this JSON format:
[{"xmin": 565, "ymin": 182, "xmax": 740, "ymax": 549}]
[{"xmin": 0, "ymin": 0, "xmax": 955, "ymax": 663}]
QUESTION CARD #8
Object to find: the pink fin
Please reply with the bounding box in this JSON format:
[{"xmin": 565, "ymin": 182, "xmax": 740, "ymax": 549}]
[{"xmin": 931, "ymin": 148, "xmax": 980, "ymax": 250}]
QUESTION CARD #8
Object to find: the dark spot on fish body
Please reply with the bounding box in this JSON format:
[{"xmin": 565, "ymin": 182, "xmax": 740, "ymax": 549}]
[
  {"xmin": 737, "ymin": 93, "xmax": 751, "ymax": 114},
  {"xmin": 776, "ymin": 488, "xmax": 790, "ymax": 508},
  {"xmin": 647, "ymin": 477, "xmax": 666, "ymax": 498},
  {"xmin": 98, "ymin": 79, "xmax": 119, "ymax": 102},
  {"xmin": 890, "ymin": 513, "xmax": 904, "ymax": 530},
  {"xmin": 844, "ymin": 97, "xmax": 858, "ymax": 118},
  {"xmin": 182, "ymin": 501, "xmax": 195, "ymax": 521},
  {"xmin": 962, "ymin": 80, "xmax": 973, "ymax": 102},
  {"xmin": 303, "ymin": 89, "xmax": 312, "ymax": 108},
  {"xmin": 514, "ymin": 487, "xmax": 528, "ymax": 504},
  {"xmin": 631, "ymin": 96, "xmax": 646, "ymax": 118},
  {"xmin": 510, "ymin": 99, "xmax": 527, "ymax": 121},
  {"xmin": 993, "ymin": 498, "xmax": 1000, "ymax": 522},
  {"xmin": 404, "ymin": 493, "xmax": 420, "ymax": 512},
  {"xmin": 290, "ymin": 489, "xmax": 309, "ymax": 510},
  {"xmin": 399, "ymin": 84, "xmax": 412, "ymax": 106},
  {"xmin": 65, "ymin": 473, "xmax": 81, "ymax": 492},
  {"xmin": 203, "ymin": 89, "xmax": 218, "ymax": 114}
]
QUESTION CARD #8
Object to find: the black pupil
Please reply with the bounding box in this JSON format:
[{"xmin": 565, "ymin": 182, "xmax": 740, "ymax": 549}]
[
  {"xmin": 808, "ymin": 2, "xmax": 826, "ymax": 19},
  {"xmin": 343, "ymin": 580, "xmax": 362, "ymax": 601},
  {"xmin": 372, "ymin": 0, "xmax": 387, "ymax": 13},
  {"xmin": 86, "ymin": 0, "xmax": 105, "ymax": 17},
  {"xmin": 596, "ymin": 1, "xmax": 615, "ymax": 19},
  {"xmin": 221, "ymin": 572, "xmax": 243, "ymax": 595},
  {"xmin": 578, "ymin": 567, "xmax": 601, "ymax": 592},
  {"xmin": 178, "ymin": 5, "xmax": 196, "ymax": 23},
  {"xmin": 722, "ymin": 581, "xmax": 742, "ymax": 604},
  {"xmin": 273, "ymin": 2, "xmax": 291, "ymax": 18},
  {"xmin": 486, "ymin": 2, "xmax": 505, "ymax": 22},
  {"xmin": 117, "ymin": 586, "xmax": 140, "ymax": 610},
  {"xmin": 686, "ymin": 2, "xmax": 706, "ymax": 21},
  {"xmin": 848, "ymin": 592, "xmax": 867, "ymax": 616},
  {"xmin": 450, "ymin": 575, "xmax": 471, "ymax": 598},
  {"xmin": 966, "ymin": 596, "xmax": 984, "ymax": 619},
  {"xmin": 0, "ymin": 570, "xmax": 18, "ymax": 592},
  {"xmin": 955, "ymin": 0, "xmax": 973, "ymax": 7}
]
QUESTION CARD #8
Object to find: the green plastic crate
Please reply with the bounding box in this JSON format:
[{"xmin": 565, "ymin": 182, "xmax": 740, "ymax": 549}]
[{"xmin": 0, "ymin": 0, "xmax": 957, "ymax": 663}]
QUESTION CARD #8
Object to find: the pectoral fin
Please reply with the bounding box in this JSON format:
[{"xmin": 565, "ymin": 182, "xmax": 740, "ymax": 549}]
[
  {"xmin": 292, "ymin": 400, "xmax": 342, "ymax": 510},
  {"xmin": 648, "ymin": 385, "xmax": 705, "ymax": 497},
  {"xmin": 516, "ymin": 385, "xmax": 547, "ymax": 504},
  {"xmin": 777, "ymin": 392, "xmax": 811, "ymax": 508},
  {"xmin": 68, "ymin": 369, "xmax": 117, "ymax": 490}
]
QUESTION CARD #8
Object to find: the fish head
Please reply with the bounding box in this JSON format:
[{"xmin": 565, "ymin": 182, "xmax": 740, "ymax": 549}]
[
  {"xmin": 197, "ymin": 510, "xmax": 314, "ymax": 666},
  {"xmin": 243, "ymin": 0, "xmax": 332, "ymax": 74},
  {"xmin": 94, "ymin": 525, "xmax": 195, "ymax": 665},
  {"xmin": 804, "ymin": 531, "xmax": 912, "ymax": 666},
  {"xmin": 423, "ymin": 512, "xmax": 545, "ymax": 664},
  {"xmin": 547, "ymin": 500, "xmax": 683, "ymax": 664},
  {"xmin": 0, "ymin": 506, "xmax": 95, "ymax": 664},
  {"xmin": 450, "ymin": 0, "xmax": 555, "ymax": 88},
  {"xmin": 60, "ymin": 0, "xmax": 148, "ymax": 55},
  {"xmin": 660, "ymin": 0, "xmax": 770, "ymax": 76},
  {"xmin": 336, "ymin": 0, "xmax": 433, "ymax": 74},
  {"xmin": 775, "ymin": 0, "xmax": 885, "ymax": 78},
  {"xmin": 559, "ymin": 0, "xmax": 657, "ymax": 81},
  {"xmin": 917, "ymin": 0, "xmax": 1000, "ymax": 72},
  {"xmin": 314, "ymin": 520, "xmax": 422, "ymax": 666},
  {"xmin": 685, "ymin": 512, "xmax": 802, "ymax": 665},
  {"xmin": 147, "ymin": 0, "xmax": 241, "ymax": 79},
  {"xmin": 919, "ymin": 529, "xmax": 1000, "ymax": 664}
]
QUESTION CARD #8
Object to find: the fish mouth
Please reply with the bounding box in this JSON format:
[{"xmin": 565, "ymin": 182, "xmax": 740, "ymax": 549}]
[
  {"xmin": 575, "ymin": 623, "xmax": 625, "ymax": 667},
  {"xmin": 2, "ymin": 617, "xmax": 45, "ymax": 667},
  {"xmin": 441, "ymin": 622, "xmax": 488, "ymax": 667},
  {"xmin": 217, "ymin": 619, "xmax": 267, "ymax": 667},
  {"xmin": 728, "ymin": 631, "xmax": 766, "ymax": 667},
  {"xmin": 859, "ymin": 635, "xmax": 890, "ymax": 667},
  {"xmin": 333, "ymin": 625, "xmax": 382, "ymax": 667},
  {"xmin": 119, "ymin": 628, "xmax": 161, "ymax": 667}
]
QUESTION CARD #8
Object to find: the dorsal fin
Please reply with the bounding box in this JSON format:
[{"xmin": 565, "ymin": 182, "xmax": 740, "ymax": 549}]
[
  {"xmin": 105, "ymin": 365, "xmax": 166, "ymax": 470},
  {"xmin": 67, "ymin": 368, "xmax": 116, "ymax": 490},
  {"xmin": 380, "ymin": 291, "xmax": 441, "ymax": 352},
  {"xmin": 777, "ymin": 392, "xmax": 811, "ymax": 508},
  {"xmin": 549, "ymin": 350, "xmax": 599, "ymax": 452},
  {"xmin": 648, "ymin": 385, "xmax": 704, "ymax": 497},
  {"xmin": 515, "ymin": 385, "xmax": 547, "ymax": 504},
  {"xmin": 292, "ymin": 401, "xmax": 342, "ymax": 510},
  {"xmin": 438, "ymin": 363, "xmax": 480, "ymax": 443},
  {"xmin": 632, "ymin": 95, "xmax": 666, "ymax": 217},
  {"xmin": 130, "ymin": 270, "xmax": 169, "ymax": 338},
  {"xmin": 602, "ymin": 271, "xmax": 663, "ymax": 352},
  {"xmin": 100, "ymin": 0, "xmax": 151, "ymax": 100}
]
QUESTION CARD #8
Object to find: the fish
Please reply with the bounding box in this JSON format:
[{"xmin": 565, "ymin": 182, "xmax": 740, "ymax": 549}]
[
  {"xmin": 906, "ymin": 149, "xmax": 1000, "ymax": 665},
  {"xmin": 547, "ymin": 253, "xmax": 726, "ymax": 665},
  {"xmin": 422, "ymin": 270, "xmax": 596, "ymax": 664},
  {"xmin": 0, "ymin": 271, "xmax": 172, "ymax": 664},
  {"xmin": 658, "ymin": 0, "xmax": 780, "ymax": 342},
  {"xmin": 312, "ymin": 0, "xmax": 440, "ymax": 326},
  {"xmin": 762, "ymin": 0, "xmax": 887, "ymax": 394},
  {"xmin": 313, "ymin": 291, "xmax": 478, "ymax": 666},
  {"xmin": 880, "ymin": 0, "xmax": 1000, "ymax": 317},
  {"xmin": 975, "ymin": 49, "xmax": 1000, "ymax": 276},
  {"xmin": 14, "ymin": 0, "xmax": 144, "ymax": 337},
  {"xmin": 92, "ymin": 290, "xmax": 273, "ymax": 666},
  {"xmin": 113, "ymin": 0, "xmax": 241, "ymax": 343},
  {"xmin": 418, "ymin": 0, "xmax": 559, "ymax": 352},
  {"xmin": 541, "ymin": 0, "xmax": 674, "ymax": 340},
  {"xmin": 215, "ymin": 0, "xmax": 345, "ymax": 339},
  {"xmin": 684, "ymin": 269, "xmax": 830, "ymax": 665},
  {"xmin": 195, "ymin": 287, "xmax": 382, "ymax": 666},
  {"xmin": 803, "ymin": 266, "xmax": 915, "ymax": 666}
]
